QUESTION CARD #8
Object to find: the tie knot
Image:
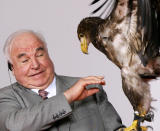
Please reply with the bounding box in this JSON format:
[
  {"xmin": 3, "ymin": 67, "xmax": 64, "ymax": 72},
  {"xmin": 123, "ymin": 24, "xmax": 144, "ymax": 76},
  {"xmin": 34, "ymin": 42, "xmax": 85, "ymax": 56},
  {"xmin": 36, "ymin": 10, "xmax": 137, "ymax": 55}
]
[{"xmin": 38, "ymin": 90, "xmax": 48, "ymax": 99}]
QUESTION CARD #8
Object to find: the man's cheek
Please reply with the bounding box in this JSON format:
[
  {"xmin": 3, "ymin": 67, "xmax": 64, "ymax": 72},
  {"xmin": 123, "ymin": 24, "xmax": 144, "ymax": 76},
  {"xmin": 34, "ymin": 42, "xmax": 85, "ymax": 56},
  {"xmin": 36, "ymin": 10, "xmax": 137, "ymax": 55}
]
[{"xmin": 17, "ymin": 66, "xmax": 30, "ymax": 76}]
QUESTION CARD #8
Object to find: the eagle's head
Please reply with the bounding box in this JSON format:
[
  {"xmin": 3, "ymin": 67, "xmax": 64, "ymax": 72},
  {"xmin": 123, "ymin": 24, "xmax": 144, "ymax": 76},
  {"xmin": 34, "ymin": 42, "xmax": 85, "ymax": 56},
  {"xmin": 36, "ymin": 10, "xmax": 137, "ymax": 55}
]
[{"xmin": 77, "ymin": 17, "xmax": 105, "ymax": 54}]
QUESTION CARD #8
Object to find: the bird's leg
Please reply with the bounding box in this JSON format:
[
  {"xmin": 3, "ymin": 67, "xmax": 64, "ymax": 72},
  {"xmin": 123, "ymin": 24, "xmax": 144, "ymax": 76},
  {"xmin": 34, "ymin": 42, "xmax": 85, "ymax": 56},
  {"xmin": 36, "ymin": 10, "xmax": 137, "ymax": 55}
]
[
  {"xmin": 121, "ymin": 67, "xmax": 153, "ymax": 131},
  {"xmin": 132, "ymin": 111, "xmax": 147, "ymax": 131}
]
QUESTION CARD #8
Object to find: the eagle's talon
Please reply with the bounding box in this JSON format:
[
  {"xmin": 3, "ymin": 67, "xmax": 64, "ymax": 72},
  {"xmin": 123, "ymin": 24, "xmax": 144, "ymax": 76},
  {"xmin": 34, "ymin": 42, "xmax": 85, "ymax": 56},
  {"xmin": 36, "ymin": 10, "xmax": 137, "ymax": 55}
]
[
  {"xmin": 146, "ymin": 126, "xmax": 153, "ymax": 131},
  {"xmin": 123, "ymin": 120, "xmax": 149, "ymax": 131},
  {"xmin": 123, "ymin": 120, "xmax": 138, "ymax": 131},
  {"xmin": 144, "ymin": 111, "xmax": 154, "ymax": 122}
]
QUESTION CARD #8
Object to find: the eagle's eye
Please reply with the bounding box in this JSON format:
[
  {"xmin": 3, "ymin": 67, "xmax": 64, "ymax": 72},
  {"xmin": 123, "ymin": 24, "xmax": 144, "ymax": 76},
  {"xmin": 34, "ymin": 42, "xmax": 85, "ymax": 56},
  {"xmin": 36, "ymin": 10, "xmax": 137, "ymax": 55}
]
[
  {"xmin": 103, "ymin": 37, "xmax": 109, "ymax": 41},
  {"xmin": 79, "ymin": 33, "xmax": 84, "ymax": 38}
]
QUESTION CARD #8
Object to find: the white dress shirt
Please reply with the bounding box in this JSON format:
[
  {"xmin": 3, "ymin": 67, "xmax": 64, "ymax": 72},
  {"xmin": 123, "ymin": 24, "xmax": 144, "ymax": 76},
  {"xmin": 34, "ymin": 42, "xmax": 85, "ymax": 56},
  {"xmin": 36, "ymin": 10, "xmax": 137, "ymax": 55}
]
[{"xmin": 31, "ymin": 77, "xmax": 56, "ymax": 98}]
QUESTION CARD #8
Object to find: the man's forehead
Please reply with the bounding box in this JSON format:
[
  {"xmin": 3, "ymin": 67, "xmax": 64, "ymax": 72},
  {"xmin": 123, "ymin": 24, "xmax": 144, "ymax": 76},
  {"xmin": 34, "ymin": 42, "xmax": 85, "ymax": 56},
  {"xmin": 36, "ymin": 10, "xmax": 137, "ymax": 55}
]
[
  {"xmin": 11, "ymin": 33, "xmax": 45, "ymax": 52},
  {"xmin": 17, "ymin": 46, "xmax": 45, "ymax": 59}
]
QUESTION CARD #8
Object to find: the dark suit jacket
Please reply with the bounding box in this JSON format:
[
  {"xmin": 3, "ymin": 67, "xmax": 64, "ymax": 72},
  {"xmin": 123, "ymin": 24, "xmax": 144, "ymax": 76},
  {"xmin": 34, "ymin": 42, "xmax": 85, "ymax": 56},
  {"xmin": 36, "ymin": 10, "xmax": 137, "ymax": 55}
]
[{"xmin": 0, "ymin": 74, "xmax": 124, "ymax": 131}]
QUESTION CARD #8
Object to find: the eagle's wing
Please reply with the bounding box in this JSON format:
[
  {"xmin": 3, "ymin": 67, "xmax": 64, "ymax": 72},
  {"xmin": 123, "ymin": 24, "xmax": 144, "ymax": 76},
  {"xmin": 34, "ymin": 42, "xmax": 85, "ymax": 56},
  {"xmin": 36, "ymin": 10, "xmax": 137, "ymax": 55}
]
[
  {"xmin": 90, "ymin": 0, "xmax": 116, "ymax": 19},
  {"xmin": 137, "ymin": 0, "xmax": 160, "ymax": 65},
  {"xmin": 91, "ymin": 0, "xmax": 160, "ymax": 66}
]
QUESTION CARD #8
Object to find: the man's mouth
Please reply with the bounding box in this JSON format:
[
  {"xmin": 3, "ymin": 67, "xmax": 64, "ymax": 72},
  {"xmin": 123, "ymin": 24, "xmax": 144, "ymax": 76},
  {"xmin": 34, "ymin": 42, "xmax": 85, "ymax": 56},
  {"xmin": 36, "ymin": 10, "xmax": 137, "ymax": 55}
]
[{"xmin": 29, "ymin": 71, "xmax": 45, "ymax": 77}]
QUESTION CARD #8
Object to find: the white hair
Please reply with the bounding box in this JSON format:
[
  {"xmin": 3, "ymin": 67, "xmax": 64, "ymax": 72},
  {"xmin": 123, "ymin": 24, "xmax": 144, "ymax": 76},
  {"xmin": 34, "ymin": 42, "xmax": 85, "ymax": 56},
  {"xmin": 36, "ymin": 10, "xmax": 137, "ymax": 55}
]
[{"xmin": 3, "ymin": 29, "xmax": 48, "ymax": 63}]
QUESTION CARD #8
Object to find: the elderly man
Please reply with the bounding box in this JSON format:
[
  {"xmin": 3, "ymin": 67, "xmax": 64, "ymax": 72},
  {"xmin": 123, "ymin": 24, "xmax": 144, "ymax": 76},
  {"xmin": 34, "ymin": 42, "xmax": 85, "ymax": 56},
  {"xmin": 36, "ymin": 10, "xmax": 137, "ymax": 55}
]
[{"xmin": 0, "ymin": 30, "xmax": 124, "ymax": 131}]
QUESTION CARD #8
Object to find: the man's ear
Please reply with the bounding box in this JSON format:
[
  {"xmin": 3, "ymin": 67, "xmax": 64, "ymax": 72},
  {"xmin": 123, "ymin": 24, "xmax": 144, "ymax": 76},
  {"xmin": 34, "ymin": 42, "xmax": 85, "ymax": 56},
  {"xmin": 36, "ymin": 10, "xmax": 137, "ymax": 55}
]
[
  {"xmin": 8, "ymin": 61, "xmax": 15, "ymax": 76},
  {"xmin": 8, "ymin": 61, "xmax": 13, "ymax": 71}
]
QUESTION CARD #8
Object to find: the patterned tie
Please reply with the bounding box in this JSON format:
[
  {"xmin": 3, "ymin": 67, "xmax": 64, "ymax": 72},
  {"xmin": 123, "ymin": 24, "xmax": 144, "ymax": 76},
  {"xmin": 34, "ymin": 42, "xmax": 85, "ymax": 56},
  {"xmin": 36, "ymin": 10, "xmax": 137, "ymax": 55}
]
[{"xmin": 38, "ymin": 90, "xmax": 48, "ymax": 100}]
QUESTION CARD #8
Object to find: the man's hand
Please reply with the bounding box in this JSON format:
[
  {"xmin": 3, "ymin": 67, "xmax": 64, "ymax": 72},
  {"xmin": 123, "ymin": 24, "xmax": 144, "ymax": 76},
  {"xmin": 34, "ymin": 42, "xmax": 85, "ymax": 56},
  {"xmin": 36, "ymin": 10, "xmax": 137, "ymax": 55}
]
[{"xmin": 64, "ymin": 76, "xmax": 105, "ymax": 103}]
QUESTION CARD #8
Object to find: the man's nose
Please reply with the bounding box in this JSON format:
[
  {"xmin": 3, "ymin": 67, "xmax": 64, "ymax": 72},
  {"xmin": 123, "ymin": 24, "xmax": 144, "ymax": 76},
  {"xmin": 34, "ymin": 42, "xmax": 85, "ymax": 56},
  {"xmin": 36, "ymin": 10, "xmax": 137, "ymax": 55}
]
[{"xmin": 31, "ymin": 58, "xmax": 40, "ymax": 70}]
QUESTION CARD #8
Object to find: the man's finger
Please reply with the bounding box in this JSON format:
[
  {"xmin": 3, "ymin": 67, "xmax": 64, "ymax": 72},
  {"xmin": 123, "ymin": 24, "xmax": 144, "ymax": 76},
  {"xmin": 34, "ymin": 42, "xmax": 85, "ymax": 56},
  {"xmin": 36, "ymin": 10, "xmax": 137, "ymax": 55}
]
[{"xmin": 84, "ymin": 76, "xmax": 104, "ymax": 80}]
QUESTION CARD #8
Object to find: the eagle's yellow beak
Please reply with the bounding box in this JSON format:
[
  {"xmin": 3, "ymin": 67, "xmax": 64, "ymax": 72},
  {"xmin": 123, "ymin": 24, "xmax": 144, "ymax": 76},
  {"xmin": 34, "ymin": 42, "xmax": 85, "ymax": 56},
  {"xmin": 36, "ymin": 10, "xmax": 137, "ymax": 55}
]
[{"xmin": 80, "ymin": 36, "xmax": 88, "ymax": 54}]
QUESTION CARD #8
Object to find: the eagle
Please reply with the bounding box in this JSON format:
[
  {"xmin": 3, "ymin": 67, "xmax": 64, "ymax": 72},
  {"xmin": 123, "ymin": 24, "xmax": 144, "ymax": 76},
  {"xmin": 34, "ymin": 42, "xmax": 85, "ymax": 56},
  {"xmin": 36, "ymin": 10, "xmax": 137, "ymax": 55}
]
[{"xmin": 77, "ymin": 0, "xmax": 160, "ymax": 130}]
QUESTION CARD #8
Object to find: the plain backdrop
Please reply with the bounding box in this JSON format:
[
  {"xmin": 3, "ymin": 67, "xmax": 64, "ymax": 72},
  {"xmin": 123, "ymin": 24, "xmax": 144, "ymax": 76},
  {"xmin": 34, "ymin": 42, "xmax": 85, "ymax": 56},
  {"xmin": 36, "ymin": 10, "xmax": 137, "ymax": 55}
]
[{"xmin": 0, "ymin": 0, "xmax": 159, "ymax": 130}]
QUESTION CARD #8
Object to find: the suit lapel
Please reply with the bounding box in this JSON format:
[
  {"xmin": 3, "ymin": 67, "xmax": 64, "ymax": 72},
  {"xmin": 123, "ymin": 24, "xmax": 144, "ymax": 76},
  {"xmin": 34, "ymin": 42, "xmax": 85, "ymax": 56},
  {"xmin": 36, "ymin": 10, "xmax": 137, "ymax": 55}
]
[
  {"xmin": 14, "ymin": 83, "xmax": 43, "ymax": 106},
  {"xmin": 56, "ymin": 75, "xmax": 69, "ymax": 94}
]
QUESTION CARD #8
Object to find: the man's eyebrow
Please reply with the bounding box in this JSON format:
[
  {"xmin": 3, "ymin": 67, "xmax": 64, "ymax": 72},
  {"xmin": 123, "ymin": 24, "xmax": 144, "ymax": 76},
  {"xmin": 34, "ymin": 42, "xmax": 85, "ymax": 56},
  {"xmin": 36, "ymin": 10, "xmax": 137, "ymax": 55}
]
[
  {"xmin": 36, "ymin": 47, "xmax": 45, "ymax": 52},
  {"xmin": 17, "ymin": 53, "xmax": 26, "ymax": 59}
]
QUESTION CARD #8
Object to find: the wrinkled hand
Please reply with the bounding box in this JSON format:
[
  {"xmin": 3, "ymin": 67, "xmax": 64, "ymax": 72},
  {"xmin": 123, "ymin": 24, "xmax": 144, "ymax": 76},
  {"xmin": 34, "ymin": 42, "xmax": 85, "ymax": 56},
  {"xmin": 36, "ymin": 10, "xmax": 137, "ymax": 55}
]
[{"xmin": 64, "ymin": 76, "xmax": 105, "ymax": 103}]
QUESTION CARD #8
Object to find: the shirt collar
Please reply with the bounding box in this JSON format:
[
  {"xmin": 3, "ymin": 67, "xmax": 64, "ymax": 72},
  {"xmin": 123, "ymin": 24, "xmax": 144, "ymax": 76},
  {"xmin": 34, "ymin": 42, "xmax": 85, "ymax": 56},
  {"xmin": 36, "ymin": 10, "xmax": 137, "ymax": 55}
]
[{"xmin": 31, "ymin": 76, "xmax": 56, "ymax": 98}]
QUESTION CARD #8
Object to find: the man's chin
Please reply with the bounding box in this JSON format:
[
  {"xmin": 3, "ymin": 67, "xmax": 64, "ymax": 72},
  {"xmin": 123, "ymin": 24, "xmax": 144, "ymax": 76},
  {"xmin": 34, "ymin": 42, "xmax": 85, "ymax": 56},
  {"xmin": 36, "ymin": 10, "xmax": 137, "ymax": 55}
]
[
  {"xmin": 27, "ymin": 81, "xmax": 48, "ymax": 89},
  {"xmin": 23, "ymin": 75, "xmax": 53, "ymax": 89}
]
